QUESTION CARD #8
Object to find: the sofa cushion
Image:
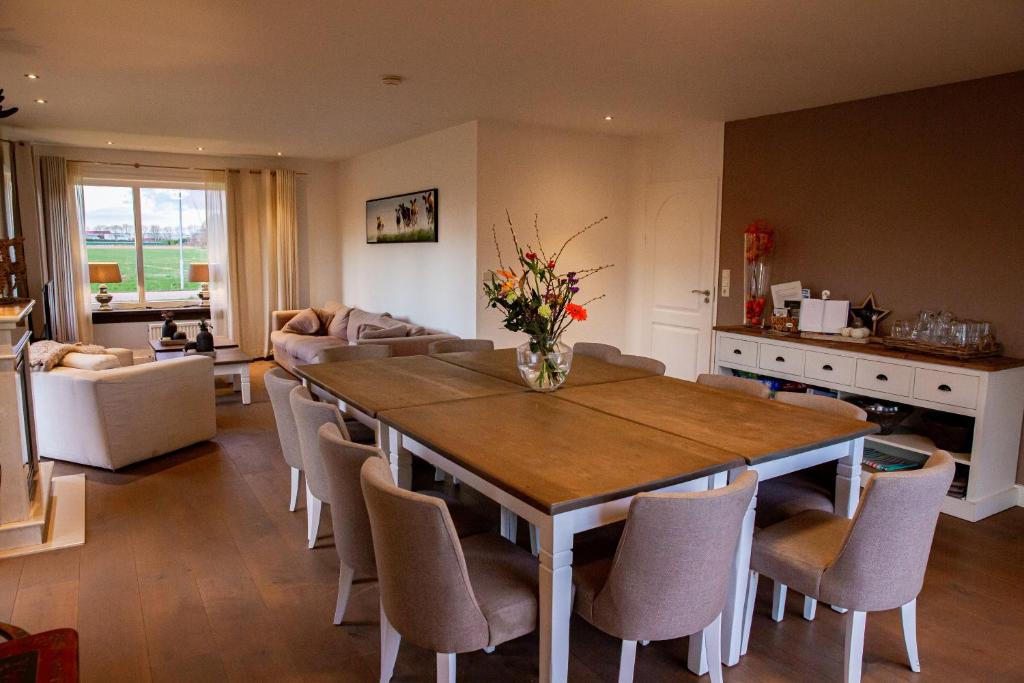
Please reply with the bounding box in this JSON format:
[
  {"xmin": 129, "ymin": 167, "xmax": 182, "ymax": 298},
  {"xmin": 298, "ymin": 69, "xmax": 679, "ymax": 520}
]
[
  {"xmin": 61, "ymin": 352, "xmax": 121, "ymax": 371},
  {"xmin": 290, "ymin": 336, "xmax": 349, "ymax": 363},
  {"xmin": 327, "ymin": 305, "xmax": 354, "ymax": 340},
  {"xmin": 346, "ymin": 308, "xmax": 394, "ymax": 341},
  {"xmin": 359, "ymin": 323, "xmax": 411, "ymax": 340},
  {"xmin": 282, "ymin": 307, "xmax": 330, "ymax": 335}
]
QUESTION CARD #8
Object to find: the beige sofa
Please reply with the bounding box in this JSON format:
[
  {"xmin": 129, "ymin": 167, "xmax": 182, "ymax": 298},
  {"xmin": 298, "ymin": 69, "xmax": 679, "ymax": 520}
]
[
  {"xmin": 270, "ymin": 304, "xmax": 457, "ymax": 373},
  {"xmin": 32, "ymin": 353, "xmax": 217, "ymax": 470}
]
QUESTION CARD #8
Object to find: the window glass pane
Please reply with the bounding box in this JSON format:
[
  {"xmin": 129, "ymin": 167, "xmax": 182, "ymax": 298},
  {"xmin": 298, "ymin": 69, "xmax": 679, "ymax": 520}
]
[
  {"xmin": 83, "ymin": 185, "xmax": 138, "ymax": 303},
  {"xmin": 139, "ymin": 188, "xmax": 208, "ymax": 302}
]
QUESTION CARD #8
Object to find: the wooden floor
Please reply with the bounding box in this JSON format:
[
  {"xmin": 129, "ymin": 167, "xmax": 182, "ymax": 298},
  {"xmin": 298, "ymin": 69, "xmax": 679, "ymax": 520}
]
[{"xmin": 3, "ymin": 361, "xmax": 1022, "ymax": 682}]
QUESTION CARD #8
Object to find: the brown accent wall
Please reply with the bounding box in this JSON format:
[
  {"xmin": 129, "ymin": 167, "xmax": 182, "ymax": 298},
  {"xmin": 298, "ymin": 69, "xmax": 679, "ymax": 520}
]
[{"xmin": 719, "ymin": 71, "xmax": 1024, "ymax": 483}]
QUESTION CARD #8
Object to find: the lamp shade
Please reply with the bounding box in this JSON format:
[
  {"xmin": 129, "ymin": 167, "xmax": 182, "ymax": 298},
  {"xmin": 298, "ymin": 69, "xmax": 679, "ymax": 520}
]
[
  {"xmin": 88, "ymin": 262, "xmax": 122, "ymax": 284},
  {"xmin": 188, "ymin": 262, "xmax": 210, "ymax": 282}
]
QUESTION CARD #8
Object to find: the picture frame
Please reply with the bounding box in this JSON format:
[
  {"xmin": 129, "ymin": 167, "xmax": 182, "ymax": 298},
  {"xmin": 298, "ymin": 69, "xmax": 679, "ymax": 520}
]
[{"xmin": 366, "ymin": 188, "xmax": 438, "ymax": 244}]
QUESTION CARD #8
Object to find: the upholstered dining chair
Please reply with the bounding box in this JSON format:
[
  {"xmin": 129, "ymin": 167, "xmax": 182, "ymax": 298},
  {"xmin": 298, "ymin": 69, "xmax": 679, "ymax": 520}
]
[
  {"xmin": 290, "ymin": 385, "xmax": 350, "ymax": 548},
  {"xmin": 696, "ymin": 373, "xmax": 771, "ymax": 399},
  {"xmin": 316, "ymin": 344, "xmax": 392, "ymax": 363},
  {"xmin": 743, "ymin": 451, "xmax": 954, "ymax": 683},
  {"xmin": 360, "ymin": 457, "xmax": 539, "ymax": 683},
  {"xmin": 427, "ymin": 339, "xmax": 495, "ymax": 354},
  {"xmin": 573, "ymin": 471, "xmax": 758, "ymax": 683},
  {"xmin": 616, "ymin": 354, "xmax": 666, "ymax": 375},
  {"xmin": 758, "ymin": 393, "xmax": 868, "ymax": 621},
  {"xmin": 573, "ymin": 341, "xmax": 621, "ymax": 363},
  {"xmin": 265, "ymin": 368, "xmax": 305, "ymax": 512}
]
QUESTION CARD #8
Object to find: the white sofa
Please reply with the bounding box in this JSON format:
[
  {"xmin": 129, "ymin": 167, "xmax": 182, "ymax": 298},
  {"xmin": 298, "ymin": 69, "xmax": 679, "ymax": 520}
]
[{"xmin": 31, "ymin": 354, "xmax": 217, "ymax": 470}]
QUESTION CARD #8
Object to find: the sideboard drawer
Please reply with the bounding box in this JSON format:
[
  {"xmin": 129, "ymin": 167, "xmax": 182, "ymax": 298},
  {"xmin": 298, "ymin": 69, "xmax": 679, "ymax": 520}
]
[
  {"xmin": 716, "ymin": 337, "xmax": 758, "ymax": 368},
  {"xmin": 804, "ymin": 351, "xmax": 855, "ymax": 386},
  {"xmin": 855, "ymin": 359, "xmax": 913, "ymax": 396},
  {"xmin": 913, "ymin": 368, "xmax": 979, "ymax": 409},
  {"xmin": 759, "ymin": 343, "xmax": 805, "ymax": 376}
]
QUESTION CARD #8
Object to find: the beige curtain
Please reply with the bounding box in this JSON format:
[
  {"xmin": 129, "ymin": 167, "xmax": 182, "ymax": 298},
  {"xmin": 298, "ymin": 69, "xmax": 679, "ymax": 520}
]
[
  {"xmin": 224, "ymin": 169, "xmax": 298, "ymax": 357},
  {"xmin": 39, "ymin": 156, "xmax": 92, "ymax": 342},
  {"xmin": 204, "ymin": 171, "xmax": 235, "ymax": 342}
]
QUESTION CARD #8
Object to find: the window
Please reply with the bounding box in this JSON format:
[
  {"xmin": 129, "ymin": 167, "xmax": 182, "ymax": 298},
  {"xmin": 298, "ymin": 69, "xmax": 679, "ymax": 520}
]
[{"xmin": 82, "ymin": 181, "xmax": 216, "ymax": 305}]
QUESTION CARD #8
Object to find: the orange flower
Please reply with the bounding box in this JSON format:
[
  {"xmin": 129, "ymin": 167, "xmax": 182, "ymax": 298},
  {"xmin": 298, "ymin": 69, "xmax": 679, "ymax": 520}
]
[
  {"xmin": 499, "ymin": 278, "xmax": 518, "ymax": 295},
  {"xmin": 566, "ymin": 303, "xmax": 587, "ymax": 321},
  {"xmin": 497, "ymin": 269, "xmax": 516, "ymax": 280}
]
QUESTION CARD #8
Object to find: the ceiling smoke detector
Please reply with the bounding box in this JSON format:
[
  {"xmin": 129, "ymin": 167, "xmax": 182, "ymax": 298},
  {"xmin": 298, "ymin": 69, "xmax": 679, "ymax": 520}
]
[{"xmin": 380, "ymin": 74, "xmax": 404, "ymax": 87}]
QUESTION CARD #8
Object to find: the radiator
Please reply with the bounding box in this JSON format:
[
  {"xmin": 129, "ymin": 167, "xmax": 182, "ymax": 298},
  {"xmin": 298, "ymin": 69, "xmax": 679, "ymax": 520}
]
[{"xmin": 148, "ymin": 320, "xmax": 213, "ymax": 341}]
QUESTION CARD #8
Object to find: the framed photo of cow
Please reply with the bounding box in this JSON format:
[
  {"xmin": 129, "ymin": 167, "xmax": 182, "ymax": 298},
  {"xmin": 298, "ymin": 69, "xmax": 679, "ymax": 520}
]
[{"xmin": 366, "ymin": 188, "xmax": 438, "ymax": 243}]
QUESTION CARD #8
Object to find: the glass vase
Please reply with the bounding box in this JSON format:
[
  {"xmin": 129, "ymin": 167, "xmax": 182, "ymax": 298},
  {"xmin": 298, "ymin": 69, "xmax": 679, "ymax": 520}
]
[
  {"xmin": 743, "ymin": 231, "xmax": 773, "ymax": 327},
  {"xmin": 516, "ymin": 338, "xmax": 573, "ymax": 392}
]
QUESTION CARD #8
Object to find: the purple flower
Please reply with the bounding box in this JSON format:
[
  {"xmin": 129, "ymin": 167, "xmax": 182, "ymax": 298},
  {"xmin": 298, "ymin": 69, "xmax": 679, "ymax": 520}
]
[{"xmin": 570, "ymin": 286, "xmax": 579, "ymax": 294}]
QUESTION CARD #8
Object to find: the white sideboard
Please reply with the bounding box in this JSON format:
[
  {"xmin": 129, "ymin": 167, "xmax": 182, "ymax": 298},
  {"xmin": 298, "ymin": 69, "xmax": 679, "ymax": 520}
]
[{"xmin": 714, "ymin": 326, "xmax": 1024, "ymax": 521}]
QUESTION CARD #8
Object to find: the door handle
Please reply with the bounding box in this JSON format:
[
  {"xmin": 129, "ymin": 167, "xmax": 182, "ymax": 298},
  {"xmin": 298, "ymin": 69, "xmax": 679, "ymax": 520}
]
[{"xmin": 691, "ymin": 289, "xmax": 711, "ymax": 303}]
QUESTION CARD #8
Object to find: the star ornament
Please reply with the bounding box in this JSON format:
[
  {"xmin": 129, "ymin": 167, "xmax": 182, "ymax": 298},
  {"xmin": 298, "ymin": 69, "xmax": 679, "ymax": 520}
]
[{"xmin": 850, "ymin": 293, "xmax": 890, "ymax": 336}]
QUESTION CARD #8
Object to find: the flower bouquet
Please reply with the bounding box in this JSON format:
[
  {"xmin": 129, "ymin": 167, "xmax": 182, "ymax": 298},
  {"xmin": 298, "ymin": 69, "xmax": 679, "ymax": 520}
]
[
  {"xmin": 743, "ymin": 219, "xmax": 775, "ymax": 326},
  {"xmin": 483, "ymin": 213, "xmax": 611, "ymax": 391}
]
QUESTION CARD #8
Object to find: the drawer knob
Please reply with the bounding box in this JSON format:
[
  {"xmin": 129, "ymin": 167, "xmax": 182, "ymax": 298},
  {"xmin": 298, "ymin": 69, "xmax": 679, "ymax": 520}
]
[
  {"xmin": 822, "ymin": 364, "xmax": 833, "ymax": 371},
  {"xmin": 876, "ymin": 373, "xmax": 888, "ymax": 382},
  {"xmin": 938, "ymin": 384, "xmax": 952, "ymax": 392},
  {"xmin": 732, "ymin": 349, "xmax": 742, "ymax": 355},
  {"xmin": 775, "ymin": 356, "xmax": 785, "ymax": 362}
]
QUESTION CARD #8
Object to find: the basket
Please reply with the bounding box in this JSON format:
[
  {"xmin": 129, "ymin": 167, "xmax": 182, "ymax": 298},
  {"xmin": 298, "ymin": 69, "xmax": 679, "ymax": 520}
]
[{"xmin": 881, "ymin": 337, "xmax": 1002, "ymax": 360}]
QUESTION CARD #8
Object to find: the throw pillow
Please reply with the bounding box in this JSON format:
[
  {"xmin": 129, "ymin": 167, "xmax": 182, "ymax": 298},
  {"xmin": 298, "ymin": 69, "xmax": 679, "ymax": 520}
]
[
  {"xmin": 61, "ymin": 352, "xmax": 121, "ymax": 371},
  {"xmin": 359, "ymin": 323, "xmax": 411, "ymax": 340},
  {"xmin": 283, "ymin": 308, "xmax": 333, "ymax": 335},
  {"xmin": 326, "ymin": 305, "xmax": 354, "ymax": 339}
]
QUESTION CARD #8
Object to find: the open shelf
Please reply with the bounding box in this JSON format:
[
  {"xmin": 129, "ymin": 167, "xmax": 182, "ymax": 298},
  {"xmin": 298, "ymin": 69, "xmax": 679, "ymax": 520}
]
[{"xmin": 866, "ymin": 429, "xmax": 971, "ymax": 465}]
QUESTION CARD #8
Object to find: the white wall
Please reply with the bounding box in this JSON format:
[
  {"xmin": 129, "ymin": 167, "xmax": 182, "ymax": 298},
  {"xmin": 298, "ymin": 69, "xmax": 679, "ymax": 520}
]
[
  {"xmin": 337, "ymin": 122, "xmax": 478, "ymax": 337},
  {"xmin": 475, "ymin": 121, "xmax": 637, "ymax": 349}
]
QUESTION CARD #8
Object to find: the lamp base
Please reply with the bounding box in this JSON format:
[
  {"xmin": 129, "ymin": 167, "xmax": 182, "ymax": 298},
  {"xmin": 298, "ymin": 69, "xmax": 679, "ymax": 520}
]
[
  {"xmin": 95, "ymin": 285, "xmax": 113, "ymax": 311},
  {"xmin": 197, "ymin": 283, "xmax": 210, "ymax": 306}
]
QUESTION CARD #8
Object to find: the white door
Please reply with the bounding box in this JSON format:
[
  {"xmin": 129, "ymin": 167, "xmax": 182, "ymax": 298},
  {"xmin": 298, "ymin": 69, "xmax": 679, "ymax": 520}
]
[{"xmin": 642, "ymin": 179, "xmax": 720, "ymax": 380}]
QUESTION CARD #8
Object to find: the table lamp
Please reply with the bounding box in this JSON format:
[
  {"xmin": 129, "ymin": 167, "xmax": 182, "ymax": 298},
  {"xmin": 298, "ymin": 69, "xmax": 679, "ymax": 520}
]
[
  {"xmin": 188, "ymin": 262, "xmax": 210, "ymax": 305},
  {"xmin": 88, "ymin": 262, "xmax": 122, "ymax": 310}
]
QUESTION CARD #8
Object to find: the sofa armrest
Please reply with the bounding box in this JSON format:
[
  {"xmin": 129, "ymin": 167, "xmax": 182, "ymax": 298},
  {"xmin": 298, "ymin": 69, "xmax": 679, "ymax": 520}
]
[
  {"xmin": 272, "ymin": 309, "xmax": 303, "ymax": 332},
  {"xmin": 356, "ymin": 333, "xmax": 459, "ymax": 357}
]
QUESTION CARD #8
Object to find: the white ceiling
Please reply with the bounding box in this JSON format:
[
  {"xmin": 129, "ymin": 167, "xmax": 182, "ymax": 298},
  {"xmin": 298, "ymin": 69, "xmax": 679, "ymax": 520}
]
[{"xmin": 1, "ymin": 1, "xmax": 1022, "ymax": 160}]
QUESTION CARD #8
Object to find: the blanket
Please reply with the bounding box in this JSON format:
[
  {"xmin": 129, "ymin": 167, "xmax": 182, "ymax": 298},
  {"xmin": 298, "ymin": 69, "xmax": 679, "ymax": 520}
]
[{"xmin": 29, "ymin": 340, "xmax": 108, "ymax": 372}]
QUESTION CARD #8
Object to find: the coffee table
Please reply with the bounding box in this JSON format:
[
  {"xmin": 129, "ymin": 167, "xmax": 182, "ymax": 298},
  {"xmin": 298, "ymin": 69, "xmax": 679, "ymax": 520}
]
[
  {"xmin": 153, "ymin": 343, "xmax": 252, "ymax": 405},
  {"xmin": 149, "ymin": 335, "xmax": 238, "ymax": 358}
]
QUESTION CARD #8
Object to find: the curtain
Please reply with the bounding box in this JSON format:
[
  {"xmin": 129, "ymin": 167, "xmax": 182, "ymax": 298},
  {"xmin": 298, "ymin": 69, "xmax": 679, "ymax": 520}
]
[
  {"xmin": 204, "ymin": 171, "xmax": 235, "ymax": 342},
  {"xmin": 39, "ymin": 156, "xmax": 92, "ymax": 342},
  {"xmin": 224, "ymin": 169, "xmax": 299, "ymax": 357}
]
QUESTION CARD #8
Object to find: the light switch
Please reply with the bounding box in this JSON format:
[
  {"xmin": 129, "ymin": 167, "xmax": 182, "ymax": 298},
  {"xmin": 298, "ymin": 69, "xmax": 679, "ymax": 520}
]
[{"xmin": 720, "ymin": 269, "xmax": 731, "ymax": 297}]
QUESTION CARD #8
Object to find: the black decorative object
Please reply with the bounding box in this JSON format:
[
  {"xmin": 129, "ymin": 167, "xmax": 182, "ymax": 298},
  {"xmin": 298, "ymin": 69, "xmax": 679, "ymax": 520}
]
[
  {"xmin": 0, "ymin": 89, "xmax": 18, "ymax": 119},
  {"xmin": 160, "ymin": 311, "xmax": 177, "ymax": 339},
  {"xmin": 195, "ymin": 320, "xmax": 214, "ymax": 353},
  {"xmin": 849, "ymin": 293, "xmax": 890, "ymax": 336}
]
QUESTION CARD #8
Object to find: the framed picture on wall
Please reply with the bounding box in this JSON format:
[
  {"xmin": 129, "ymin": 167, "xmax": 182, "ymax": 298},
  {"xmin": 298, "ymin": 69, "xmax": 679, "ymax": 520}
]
[{"xmin": 366, "ymin": 188, "xmax": 438, "ymax": 244}]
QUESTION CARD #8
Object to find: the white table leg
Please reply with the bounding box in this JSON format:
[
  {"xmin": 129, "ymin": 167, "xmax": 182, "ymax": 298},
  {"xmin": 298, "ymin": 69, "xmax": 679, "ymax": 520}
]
[
  {"xmin": 538, "ymin": 514, "xmax": 573, "ymax": 683},
  {"xmin": 688, "ymin": 472, "xmax": 729, "ymax": 675},
  {"xmin": 834, "ymin": 437, "xmax": 864, "ymax": 518},
  {"xmin": 500, "ymin": 506, "xmax": 518, "ymax": 543},
  {"xmin": 383, "ymin": 426, "xmax": 412, "ymax": 490},
  {"xmin": 239, "ymin": 365, "xmax": 251, "ymax": 404},
  {"xmin": 720, "ymin": 467, "xmax": 756, "ymax": 668}
]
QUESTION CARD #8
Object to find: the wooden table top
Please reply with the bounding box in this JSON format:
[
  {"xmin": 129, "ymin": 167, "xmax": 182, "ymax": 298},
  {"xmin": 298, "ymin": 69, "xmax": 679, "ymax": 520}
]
[
  {"xmin": 554, "ymin": 375, "xmax": 879, "ymax": 464},
  {"xmin": 379, "ymin": 392, "xmax": 743, "ymax": 514},
  {"xmin": 294, "ymin": 355, "xmax": 527, "ymax": 417},
  {"xmin": 434, "ymin": 347, "xmax": 657, "ymax": 387},
  {"xmin": 150, "ymin": 336, "xmax": 237, "ymax": 352}
]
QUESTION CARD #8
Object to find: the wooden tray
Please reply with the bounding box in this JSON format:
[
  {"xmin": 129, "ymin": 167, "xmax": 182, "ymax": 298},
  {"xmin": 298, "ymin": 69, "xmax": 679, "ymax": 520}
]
[{"xmin": 881, "ymin": 337, "xmax": 1003, "ymax": 359}]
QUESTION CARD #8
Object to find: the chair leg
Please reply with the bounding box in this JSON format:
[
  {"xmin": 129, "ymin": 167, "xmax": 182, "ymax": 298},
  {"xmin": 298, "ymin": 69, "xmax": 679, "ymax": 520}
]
[
  {"xmin": 703, "ymin": 613, "xmax": 724, "ymax": 683},
  {"xmin": 529, "ymin": 523, "xmax": 540, "ymax": 556},
  {"xmin": 306, "ymin": 488, "xmax": 322, "ymax": 549},
  {"xmin": 741, "ymin": 570, "xmax": 758, "ymax": 656},
  {"xmin": 803, "ymin": 596, "xmax": 818, "ymax": 621},
  {"xmin": 436, "ymin": 652, "xmax": 456, "ymax": 683},
  {"xmin": 333, "ymin": 563, "xmax": 355, "ymax": 625},
  {"xmin": 380, "ymin": 603, "xmax": 401, "ymax": 683},
  {"xmin": 771, "ymin": 582, "xmax": 787, "ymax": 622},
  {"xmin": 617, "ymin": 640, "xmax": 637, "ymax": 683},
  {"xmin": 901, "ymin": 599, "xmax": 921, "ymax": 673},
  {"xmin": 289, "ymin": 467, "xmax": 301, "ymax": 512},
  {"xmin": 843, "ymin": 610, "xmax": 867, "ymax": 683}
]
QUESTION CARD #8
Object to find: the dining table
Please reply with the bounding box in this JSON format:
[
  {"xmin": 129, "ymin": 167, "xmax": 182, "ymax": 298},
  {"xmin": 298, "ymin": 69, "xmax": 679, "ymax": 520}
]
[{"xmin": 293, "ymin": 350, "xmax": 877, "ymax": 683}]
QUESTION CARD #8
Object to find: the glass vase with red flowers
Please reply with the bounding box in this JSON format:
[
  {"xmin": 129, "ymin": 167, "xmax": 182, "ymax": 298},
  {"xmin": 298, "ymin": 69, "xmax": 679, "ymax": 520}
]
[
  {"xmin": 743, "ymin": 220, "xmax": 775, "ymax": 327},
  {"xmin": 483, "ymin": 213, "xmax": 612, "ymax": 391}
]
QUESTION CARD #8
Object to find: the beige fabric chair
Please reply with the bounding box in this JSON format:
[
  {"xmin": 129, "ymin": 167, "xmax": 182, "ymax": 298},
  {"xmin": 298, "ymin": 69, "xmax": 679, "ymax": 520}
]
[
  {"xmin": 696, "ymin": 373, "xmax": 771, "ymax": 399},
  {"xmin": 427, "ymin": 339, "xmax": 495, "ymax": 354},
  {"xmin": 290, "ymin": 386, "xmax": 349, "ymax": 548},
  {"xmin": 573, "ymin": 341, "xmax": 621, "ymax": 363},
  {"xmin": 744, "ymin": 451, "xmax": 954, "ymax": 683},
  {"xmin": 573, "ymin": 471, "xmax": 758, "ymax": 683},
  {"xmin": 265, "ymin": 368, "xmax": 305, "ymax": 512},
  {"xmin": 360, "ymin": 457, "xmax": 538, "ymax": 682},
  {"xmin": 315, "ymin": 344, "xmax": 392, "ymax": 363},
  {"xmin": 616, "ymin": 354, "xmax": 666, "ymax": 375},
  {"xmin": 318, "ymin": 422, "xmax": 386, "ymax": 624}
]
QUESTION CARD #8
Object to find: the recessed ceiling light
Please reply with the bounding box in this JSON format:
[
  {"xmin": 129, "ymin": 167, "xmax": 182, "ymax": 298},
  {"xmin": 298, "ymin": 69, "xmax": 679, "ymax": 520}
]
[
  {"xmin": 196, "ymin": 146, "xmax": 204, "ymax": 151},
  {"xmin": 604, "ymin": 115, "xmax": 614, "ymax": 121},
  {"xmin": 276, "ymin": 152, "xmax": 283, "ymax": 157},
  {"xmin": 106, "ymin": 141, "xmax": 114, "ymax": 145},
  {"xmin": 24, "ymin": 73, "xmax": 39, "ymax": 80},
  {"xmin": 34, "ymin": 98, "xmax": 47, "ymax": 104}
]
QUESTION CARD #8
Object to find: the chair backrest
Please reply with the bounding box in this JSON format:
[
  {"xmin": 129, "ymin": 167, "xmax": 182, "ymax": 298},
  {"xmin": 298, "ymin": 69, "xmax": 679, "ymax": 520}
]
[
  {"xmin": 264, "ymin": 368, "xmax": 304, "ymax": 471},
  {"xmin": 427, "ymin": 339, "xmax": 495, "ymax": 354},
  {"xmin": 617, "ymin": 354, "xmax": 666, "ymax": 376},
  {"xmin": 289, "ymin": 386, "xmax": 347, "ymax": 501},
  {"xmin": 590, "ymin": 471, "xmax": 758, "ymax": 641},
  {"xmin": 360, "ymin": 457, "xmax": 489, "ymax": 653},
  {"xmin": 572, "ymin": 342, "xmax": 621, "ymax": 363},
  {"xmin": 774, "ymin": 392, "xmax": 868, "ymax": 421},
  {"xmin": 316, "ymin": 344, "xmax": 392, "ymax": 363},
  {"xmin": 696, "ymin": 373, "xmax": 770, "ymax": 399},
  {"xmin": 318, "ymin": 423, "xmax": 383, "ymax": 578},
  {"xmin": 822, "ymin": 450, "xmax": 955, "ymax": 612}
]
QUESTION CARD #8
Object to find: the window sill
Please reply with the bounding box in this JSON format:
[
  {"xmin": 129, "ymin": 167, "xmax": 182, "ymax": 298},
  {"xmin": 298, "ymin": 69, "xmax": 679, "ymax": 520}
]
[{"xmin": 91, "ymin": 306, "xmax": 211, "ymax": 325}]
